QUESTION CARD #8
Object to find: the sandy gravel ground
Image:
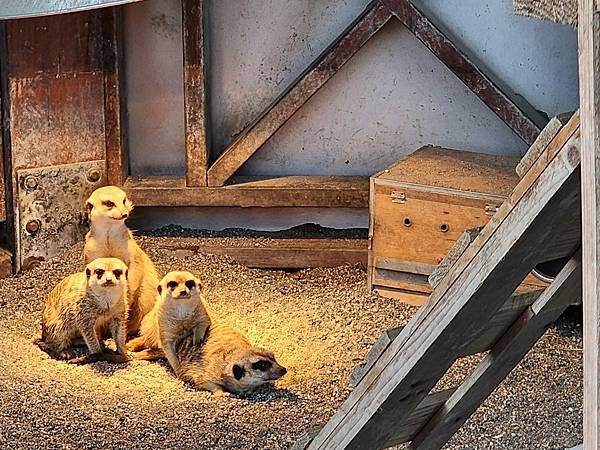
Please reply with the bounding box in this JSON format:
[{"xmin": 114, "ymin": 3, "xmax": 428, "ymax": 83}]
[{"xmin": 0, "ymin": 235, "xmax": 582, "ymax": 449}]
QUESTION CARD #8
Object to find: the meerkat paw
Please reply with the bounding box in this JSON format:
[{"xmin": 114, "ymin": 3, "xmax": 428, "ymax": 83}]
[{"xmin": 211, "ymin": 389, "xmax": 231, "ymax": 398}]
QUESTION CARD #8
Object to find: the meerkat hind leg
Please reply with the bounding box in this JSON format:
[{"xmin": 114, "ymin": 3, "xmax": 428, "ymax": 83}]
[
  {"xmin": 130, "ymin": 348, "xmax": 165, "ymax": 361},
  {"xmin": 126, "ymin": 336, "xmax": 147, "ymax": 352}
]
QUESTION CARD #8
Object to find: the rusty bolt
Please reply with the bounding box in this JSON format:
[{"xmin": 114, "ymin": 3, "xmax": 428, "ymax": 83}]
[
  {"xmin": 25, "ymin": 219, "xmax": 41, "ymax": 235},
  {"xmin": 87, "ymin": 169, "xmax": 101, "ymax": 183},
  {"xmin": 24, "ymin": 175, "xmax": 38, "ymax": 190}
]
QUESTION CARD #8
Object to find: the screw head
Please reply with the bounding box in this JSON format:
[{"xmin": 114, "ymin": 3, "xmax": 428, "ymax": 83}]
[
  {"xmin": 24, "ymin": 176, "xmax": 38, "ymax": 190},
  {"xmin": 25, "ymin": 219, "xmax": 41, "ymax": 235},
  {"xmin": 87, "ymin": 169, "xmax": 101, "ymax": 183}
]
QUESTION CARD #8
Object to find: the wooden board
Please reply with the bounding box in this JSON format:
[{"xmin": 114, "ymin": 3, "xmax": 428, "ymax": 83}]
[{"xmin": 375, "ymin": 146, "xmax": 519, "ymax": 196}]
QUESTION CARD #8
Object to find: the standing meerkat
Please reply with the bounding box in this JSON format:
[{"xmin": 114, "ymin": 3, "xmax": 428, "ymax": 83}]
[
  {"xmin": 84, "ymin": 185, "xmax": 159, "ymax": 336},
  {"xmin": 127, "ymin": 271, "xmax": 211, "ymax": 373},
  {"xmin": 176, "ymin": 322, "xmax": 287, "ymax": 396},
  {"xmin": 35, "ymin": 257, "xmax": 130, "ymax": 362}
]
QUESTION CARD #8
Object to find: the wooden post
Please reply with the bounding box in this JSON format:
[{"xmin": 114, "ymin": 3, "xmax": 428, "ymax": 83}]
[{"xmin": 578, "ymin": 0, "xmax": 600, "ymax": 448}]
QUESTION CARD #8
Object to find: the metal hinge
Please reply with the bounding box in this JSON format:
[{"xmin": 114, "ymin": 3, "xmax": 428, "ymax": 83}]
[
  {"xmin": 391, "ymin": 191, "xmax": 406, "ymax": 204},
  {"xmin": 485, "ymin": 204, "xmax": 500, "ymax": 215}
]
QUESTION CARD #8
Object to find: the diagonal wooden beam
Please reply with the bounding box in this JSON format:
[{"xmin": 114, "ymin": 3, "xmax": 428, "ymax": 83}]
[
  {"xmin": 409, "ymin": 251, "xmax": 582, "ymax": 450},
  {"xmin": 307, "ymin": 133, "xmax": 581, "ymax": 449},
  {"xmin": 182, "ymin": 0, "xmax": 210, "ymax": 187},
  {"xmin": 382, "ymin": 0, "xmax": 545, "ymax": 146},
  {"xmin": 206, "ymin": 0, "xmax": 392, "ymax": 186}
]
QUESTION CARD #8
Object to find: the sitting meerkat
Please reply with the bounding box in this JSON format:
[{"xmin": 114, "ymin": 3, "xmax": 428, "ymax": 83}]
[
  {"xmin": 127, "ymin": 271, "xmax": 211, "ymax": 373},
  {"xmin": 34, "ymin": 257, "xmax": 130, "ymax": 362},
  {"xmin": 84, "ymin": 185, "xmax": 159, "ymax": 336},
  {"xmin": 176, "ymin": 322, "xmax": 287, "ymax": 396}
]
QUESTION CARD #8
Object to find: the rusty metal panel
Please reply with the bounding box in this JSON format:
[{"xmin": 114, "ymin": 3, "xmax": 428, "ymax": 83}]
[
  {"xmin": 0, "ymin": 0, "xmax": 143, "ymax": 20},
  {"xmin": 16, "ymin": 160, "xmax": 106, "ymax": 269}
]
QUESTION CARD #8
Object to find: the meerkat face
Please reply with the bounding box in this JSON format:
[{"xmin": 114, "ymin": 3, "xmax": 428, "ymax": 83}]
[
  {"xmin": 86, "ymin": 186, "xmax": 133, "ymax": 224},
  {"xmin": 157, "ymin": 271, "xmax": 202, "ymax": 301},
  {"xmin": 85, "ymin": 258, "xmax": 128, "ymax": 291},
  {"xmin": 230, "ymin": 348, "xmax": 287, "ymax": 390}
]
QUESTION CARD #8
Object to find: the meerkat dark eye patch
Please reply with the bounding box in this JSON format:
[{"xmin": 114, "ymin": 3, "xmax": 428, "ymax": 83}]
[
  {"xmin": 157, "ymin": 284, "xmax": 162, "ymax": 294},
  {"xmin": 94, "ymin": 269, "xmax": 105, "ymax": 278},
  {"xmin": 184, "ymin": 280, "xmax": 196, "ymax": 290},
  {"xmin": 167, "ymin": 281, "xmax": 178, "ymax": 290},
  {"xmin": 113, "ymin": 269, "xmax": 122, "ymax": 279},
  {"xmin": 85, "ymin": 268, "xmax": 91, "ymax": 279},
  {"xmin": 251, "ymin": 360, "xmax": 272, "ymax": 371},
  {"xmin": 102, "ymin": 200, "xmax": 115, "ymax": 208},
  {"xmin": 232, "ymin": 364, "xmax": 246, "ymax": 380}
]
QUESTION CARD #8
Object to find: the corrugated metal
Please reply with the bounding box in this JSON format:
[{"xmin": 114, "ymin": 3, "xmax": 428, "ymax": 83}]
[{"xmin": 0, "ymin": 0, "xmax": 143, "ymax": 20}]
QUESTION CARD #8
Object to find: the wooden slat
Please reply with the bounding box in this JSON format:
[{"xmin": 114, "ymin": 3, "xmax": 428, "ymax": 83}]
[
  {"xmin": 161, "ymin": 239, "xmax": 367, "ymax": 269},
  {"xmin": 410, "ymin": 253, "xmax": 581, "ymax": 449},
  {"xmin": 206, "ymin": 1, "xmax": 392, "ymax": 186},
  {"xmin": 374, "ymin": 257, "xmax": 436, "ymax": 276},
  {"xmin": 182, "ymin": 0, "xmax": 209, "ymax": 187},
  {"xmin": 382, "ymin": 0, "xmax": 545, "ymax": 145},
  {"xmin": 103, "ymin": 6, "xmax": 128, "ymax": 185},
  {"xmin": 578, "ymin": 0, "xmax": 600, "ymax": 448},
  {"xmin": 124, "ymin": 175, "xmax": 369, "ymax": 207},
  {"xmin": 307, "ymin": 130, "xmax": 581, "ymax": 449}
]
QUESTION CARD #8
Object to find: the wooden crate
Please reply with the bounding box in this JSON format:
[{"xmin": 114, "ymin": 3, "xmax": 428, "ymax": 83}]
[{"xmin": 368, "ymin": 146, "xmax": 520, "ymax": 305}]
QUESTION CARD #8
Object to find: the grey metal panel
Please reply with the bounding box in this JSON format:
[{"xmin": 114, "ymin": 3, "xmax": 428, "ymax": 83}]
[{"xmin": 0, "ymin": 0, "xmax": 143, "ymax": 19}]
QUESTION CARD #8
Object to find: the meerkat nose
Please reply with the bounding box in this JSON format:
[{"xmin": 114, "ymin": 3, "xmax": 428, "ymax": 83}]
[{"xmin": 121, "ymin": 213, "xmax": 128, "ymax": 219}]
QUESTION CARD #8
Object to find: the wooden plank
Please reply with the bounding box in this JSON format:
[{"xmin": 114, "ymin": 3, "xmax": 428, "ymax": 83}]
[
  {"xmin": 578, "ymin": 1, "xmax": 600, "ymax": 448},
  {"xmin": 206, "ymin": 1, "xmax": 392, "ymax": 186},
  {"xmin": 182, "ymin": 0, "xmax": 209, "ymax": 187},
  {"xmin": 374, "ymin": 257, "xmax": 436, "ymax": 276},
  {"xmin": 307, "ymin": 131, "xmax": 581, "ymax": 449},
  {"xmin": 161, "ymin": 239, "xmax": 367, "ymax": 269},
  {"xmin": 382, "ymin": 0, "xmax": 545, "ymax": 145},
  {"xmin": 124, "ymin": 175, "xmax": 369, "ymax": 207},
  {"xmin": 410, "ymin": 254, "xmax": 581, "ymax": 449},
  {"xmin": 372, "ymin": 287, "xmax": 428, "ymax": 306},
  {"xmin": 103, "ymin": 7, "xmax": 128, "ymax": 185},
  {"xmin": 350, "ymin": 327, "xmax": 404, "ymax": 388},
  {"xmin": 515, "ymin": 112, "xmax": 574, "ymax": 178}
]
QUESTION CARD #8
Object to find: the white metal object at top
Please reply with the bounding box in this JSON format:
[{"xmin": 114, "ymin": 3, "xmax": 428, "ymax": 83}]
[{"xmin": 0, "ymin": 0, "xmax": 144, "ymax": 20}]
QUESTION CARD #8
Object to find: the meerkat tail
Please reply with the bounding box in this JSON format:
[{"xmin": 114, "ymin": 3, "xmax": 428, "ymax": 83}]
[
  {"xmin": 130, "ymin": 348, "xmax": 165, "ymax": 361},
  {"xmin": 67, "ymin": 352, "xmax": 132, "ymax": 365},
  {"xmin": 126, "ymin": 336, "xmax": 148, "ymax": 352}
]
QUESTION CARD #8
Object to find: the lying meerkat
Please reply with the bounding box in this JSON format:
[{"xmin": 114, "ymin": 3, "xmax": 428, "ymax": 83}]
[
  {"xmin": 34, "ymin": 257, "xmax": 130, "ymax": 363},
  {"xmin": 176, "ymin": 322, "xmax": 287, "ymax": 396},
  {"xmin": 127, "ymin": 271, "xmax": 211, "ymax": 373},
  {"xmin": 84, "ymin": 185, "xmax": 159, "ymax": 336}
]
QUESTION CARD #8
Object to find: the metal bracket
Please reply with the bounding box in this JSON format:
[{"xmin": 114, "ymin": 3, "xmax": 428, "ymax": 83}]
[
  {"xmin": 17, "ymin": 160, "xmax": 106, "ymax": 270},
  {"xmin": 391, "ymin": 191, "xmax": 406, "ymax": 204}
]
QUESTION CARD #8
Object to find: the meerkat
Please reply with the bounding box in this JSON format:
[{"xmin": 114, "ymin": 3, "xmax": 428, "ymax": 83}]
[
  {"xmin": 34, "ymin": 257, "xmax": 130, "ymax": 363},
  {"xmin": 127, "ymin": 271, "xmax": 211, "ymax": 373},
  {"xmin": 84, "ymin": 185, "xmax": 159, "ymax": 336},
  {"xmin": 176, "ymin": 322, "xmax": 287, "ymax": 396}
]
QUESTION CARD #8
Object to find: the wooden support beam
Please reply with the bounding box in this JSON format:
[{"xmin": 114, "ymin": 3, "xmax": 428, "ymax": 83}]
[
  {"xmin": 409, "ymin": 253, "xmax": 581, "ymax": 449},
  {"xmin": 382, "ymin": 0, "xmax": 545, "ymax": 145},
  {"xmin": 103, "ymin": 7, "xmax": 128, "ymax": 186},
  {"xmin": 206, "ymin": 1, "xmax": 392, "ymax": 186},
  {"xmin": 578, "ymin": 0, "xmax": 600, "ymax": 448},
  {"xmin": 307, "ymin": 131, "xmax": 581, "ymax": 449},
  {"xmin": 124, "ymin": 175, "xmax": 369, "ymax": 207},
  {"xmin": 182, "ymin": 0, "xmax": 210, "ymax": 187}
]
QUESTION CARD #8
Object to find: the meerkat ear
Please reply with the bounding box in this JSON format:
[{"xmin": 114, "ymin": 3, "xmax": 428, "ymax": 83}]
[
  {"xmin": 86, "ymin": 201, "xmax": 93, "ymax": 213},
  {"xmin": 157, "ymin": 284, "xmax": 162, "ymax": 294},
  {"xmin": 85, "ymin": 268, "xmax": 91, "ymax": 279},
  {"xmin": 232, "ymin": 364, "xmax": 245, "ymax": 380}
]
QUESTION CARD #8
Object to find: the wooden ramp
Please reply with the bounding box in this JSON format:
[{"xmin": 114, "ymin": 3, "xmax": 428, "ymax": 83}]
[{"xmin": 296, "ymin": 112, "xmax": 582, "ymax": 450}]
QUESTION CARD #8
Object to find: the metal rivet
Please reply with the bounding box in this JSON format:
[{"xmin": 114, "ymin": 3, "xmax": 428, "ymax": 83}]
[
  {"xmin": 440, "ymin": 223, "xmax": 449, "ymax": 233},
  {"xmin": 24, "ymin": 176, "xmax": 38, "ymax": 190},
  {"xmin": 25, "ymin": 219, "xmax": 41, "ymax": 235},
  {"xmin": 403, "ymin": 217, "xmax": 412, "ymax": 227},
  {"xmin": 87, "ymin": 169, "xmax": 101, "ymax": 183}
]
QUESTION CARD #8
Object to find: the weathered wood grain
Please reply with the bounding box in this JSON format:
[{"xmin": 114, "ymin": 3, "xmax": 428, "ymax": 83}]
[
  {"xmin": 577, "ymin": 0, "xmax": 600, "ymax": 448},
  {"xmin": 410, "ymin": 253, "xmax": 581, "ymax": 449},
  {"xmin": 182, "ymin": 0, "xmax": 209, "ymax": 187},
  {"xmin": 307, "ymin": 132, "xmax": 581, "ymax": 449}
]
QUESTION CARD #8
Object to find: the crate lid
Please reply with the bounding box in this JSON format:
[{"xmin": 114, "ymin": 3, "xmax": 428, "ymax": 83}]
[{"xmin": 374, "ymin": 146, "xmax": 519, "ymax": 196}]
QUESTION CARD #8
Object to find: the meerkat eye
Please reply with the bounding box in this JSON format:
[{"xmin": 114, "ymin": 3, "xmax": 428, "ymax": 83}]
[
  {"xmin": 103, "ymin": 200, "xmax": 115, "ymax": 208},
  {"xmin": 167, "ymin": 281, "xmax": 178, "ymax": 290},
  {"xmin": 184, "ymin": 280, "xmax": 196, "ymax": 290},
  {"xmin": 251, "ymin": 360, "xmax": 272, "ymax": 371},
  {"xmin": 94, "ymin": 269, "xmax": 105, "ymax": 278},
  {"xmin": 113, "ymin": 269, "xmax": 122, "ymax": 279}
]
